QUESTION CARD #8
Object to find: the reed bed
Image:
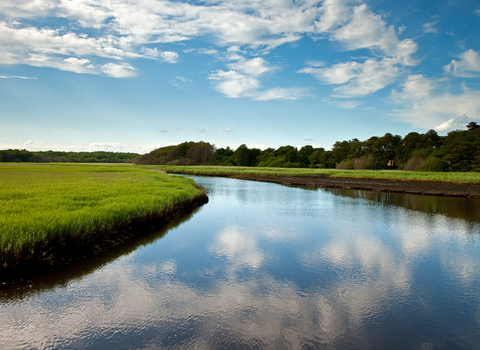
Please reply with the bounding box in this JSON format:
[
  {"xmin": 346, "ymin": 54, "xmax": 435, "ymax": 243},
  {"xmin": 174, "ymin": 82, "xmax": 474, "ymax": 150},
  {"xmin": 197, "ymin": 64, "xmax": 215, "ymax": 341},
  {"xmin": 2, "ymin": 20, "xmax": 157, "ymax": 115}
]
[
  {"xmin": 0, "ymin": 164, "xmax": 204, "ymax": 268},
  {"xmin": 147, "ymin": 165, "xmax": 480, "ymax": 183}
]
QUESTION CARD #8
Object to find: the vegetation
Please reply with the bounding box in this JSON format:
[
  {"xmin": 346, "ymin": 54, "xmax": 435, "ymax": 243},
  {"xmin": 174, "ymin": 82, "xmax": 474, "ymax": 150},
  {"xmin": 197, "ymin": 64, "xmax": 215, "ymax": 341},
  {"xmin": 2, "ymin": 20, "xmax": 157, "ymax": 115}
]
[
  {"xmin": 0, "ymin": 149, "xmax": 139, "ymax": 163},
  {"xmin": 0, "ymin": 164, "xmax": 205, "ymax": 269},
  {"xmin": 133, "ymin": 123, "xmax": 480, "ymax": 172},
  {"xmin": 145, "ymin": 165, "xmax": 480, "ymax": 183}
]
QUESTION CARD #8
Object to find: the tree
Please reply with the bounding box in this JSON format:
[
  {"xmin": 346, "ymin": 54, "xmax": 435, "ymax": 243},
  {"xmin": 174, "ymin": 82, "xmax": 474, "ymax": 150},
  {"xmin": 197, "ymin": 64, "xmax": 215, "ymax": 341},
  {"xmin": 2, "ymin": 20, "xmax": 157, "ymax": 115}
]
[
  {"xmin": 307, "ymin": 148, "xmax": 325, "ymax": 167},
  {"xmin": 373, "ymin": 133, "xmax": 402, "ymax": 168},
  {"xmin": 467, "ymin": 122, "xmax": 480, "ymax": 131},
  {"xmin": 234, "ymin": 144, "xmax": 260, "ymax": 166},
  {"xmin": 422, "ymin": 129, "xmax": 442, "ymax": 149},
  {"xmin": 395, "ymin": 132, "xmax": 423, "ymax": 167},
  {"xmin": 331, "ymin": 140, "xmax": 351, "ymax": 163},
  {"xmin": 297, "ymin": 145, "xmax": 314, "ymax": 167},
  {"xmin": 317, "ymin": 151, "xmax": 335, "ymax": 168}
]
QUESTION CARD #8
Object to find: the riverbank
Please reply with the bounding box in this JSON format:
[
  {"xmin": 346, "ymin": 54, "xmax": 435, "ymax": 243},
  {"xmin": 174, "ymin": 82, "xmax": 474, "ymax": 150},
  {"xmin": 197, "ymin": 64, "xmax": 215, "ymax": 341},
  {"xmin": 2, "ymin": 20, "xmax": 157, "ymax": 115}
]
[
  {"xmin": 0, "ymin": 164, "xmax": 208, "ymax": 274},
  {"xmin": 154, "ymin": 166, "xmax": 480, "ymax": 198}
]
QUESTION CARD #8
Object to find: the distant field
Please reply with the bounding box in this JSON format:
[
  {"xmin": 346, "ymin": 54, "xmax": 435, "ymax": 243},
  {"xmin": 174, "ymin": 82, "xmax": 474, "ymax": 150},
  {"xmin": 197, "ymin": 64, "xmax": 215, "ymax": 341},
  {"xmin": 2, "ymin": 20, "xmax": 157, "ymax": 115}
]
[
  {"xmin": 0, "ymin": 164, "xmax": 204, "ymax": 267},
  {"xmin": 148, "ymin": 165, "xmax": 480, "ymax": 183}
]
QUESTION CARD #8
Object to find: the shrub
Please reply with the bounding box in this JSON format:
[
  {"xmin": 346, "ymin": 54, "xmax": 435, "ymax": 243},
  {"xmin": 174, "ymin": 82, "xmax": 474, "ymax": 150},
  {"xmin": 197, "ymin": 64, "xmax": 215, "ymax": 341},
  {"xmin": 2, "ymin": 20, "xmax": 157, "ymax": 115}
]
[
  {"xmin": 403, "ymin": 155, "xmax": 425, "ymax": 171},
  {"xmin": 336, "ymin": 160, "xmax": 354, "ymax": 170},
  {"xmin": 416, "ymin": 156, "xmax": 447, "ymax": 172},
  {"xmin": 353, "ymin": 155, "xmax": 377, "ymax": 170}
]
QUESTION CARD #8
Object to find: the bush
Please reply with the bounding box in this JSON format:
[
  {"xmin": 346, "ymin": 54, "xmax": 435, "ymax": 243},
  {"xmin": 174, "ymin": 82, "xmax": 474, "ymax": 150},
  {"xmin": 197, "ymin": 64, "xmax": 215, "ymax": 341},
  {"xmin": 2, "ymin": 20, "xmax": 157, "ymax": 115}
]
[
  {"xmin": 416, "ymin": 156, "xmax": 447, "ymax": 172},
  {"xmin": 336, "ymin": 160, "xmax": 354, "ymax": 170},
  {"xmin": 353, "ymin": 155, "xmax": 377, "ymax": 170},
  {"xmin": 403, "ymin": 155, "xmax": 424, "ymax": 171}
]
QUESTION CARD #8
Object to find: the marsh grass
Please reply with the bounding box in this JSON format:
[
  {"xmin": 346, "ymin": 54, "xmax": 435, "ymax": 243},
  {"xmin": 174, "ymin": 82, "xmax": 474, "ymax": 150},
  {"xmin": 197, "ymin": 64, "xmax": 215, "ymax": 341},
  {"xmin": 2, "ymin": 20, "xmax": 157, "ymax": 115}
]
[
  {"xmin": 148, "ymin": 165, "xmax": 480, "ymax": 183},
  {"xmin": 0, "ymin": 164, "xmax": 204, "ymax": 269}
]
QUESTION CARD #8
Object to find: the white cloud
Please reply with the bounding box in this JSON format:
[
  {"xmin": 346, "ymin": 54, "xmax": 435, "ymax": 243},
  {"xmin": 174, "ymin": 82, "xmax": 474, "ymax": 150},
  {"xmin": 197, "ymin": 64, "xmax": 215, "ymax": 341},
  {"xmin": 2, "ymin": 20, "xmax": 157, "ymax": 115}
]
[
  {"xmin": 434, "ymin": 114, "xmax": 474, "ymax": 132},
  {"xmin": 0, "ymin": 0, "xmax": 423, "ymax": 104},
  {"xmin": 160, "ymin": 51, "xmax": 178, "ymax": 63},
  {"xmin": 209, "ymin": 65, "xmax": 305, "ymax": 100},
  {"xmin": 444, "ymin": 49, "xmax": 480, "ymax": 77},
  {"xmin": 314, "ymin": 0, "xmax": 351, "ymax": 33},
  {"xmin": 198, "ymin": 127, "xmax": 207, "ymax": 132},
  {"xmin": 322, "ymin": 3, "xmax": 417, "ymax": 64},
  {"xmin": 227, "ymin": 57, "xmax": 271, "ymax": 76},
  {"xmin": 199, "ymin": 48, "xmax": 218, "ymax": 55},
  {"xmin": 221, "ymin": 127, "xmax": 235, "ymax": 132},
  {"xmin": 332, "ymin": 100, "xmax": 362, "ymax": 109},
  {"xmin": 332, "ymin": 4, "xmax": 396, "ymax": 51},
  {"xmin": 209, "ymin": 51, "xmax": 305, "ymax": 100},
  {"xmin": 394, "ymin": 74, "xmax": 435, "ymax": 101},
  {"xmin": 101, "ymin": 62, "xmax": 136, "ymax": 78},
  {"xmin": 0, "ymin": 75, "xmax": 37, "ymax": 79},
  {"xmin": 254, "ymin": 87, "xmax": 306, "ymax": 101},
  {"xmin": 208, "ymin": 69, "xmax": 259, "ymax": 98},
  {"xmin": 300, "ymin": 1, "xmax": 418, "ymax": 98},
  {"xmin": 296, "ymin": 0, "xmax": 420, "ymax": 99},
  {"xmin": 0, "ymin": 22, "xmax": 137, "ymax": 62},
  {"xmin": 0, "ymin": 0, "xmax": 427, "ymax": 106},
  {"xmin": 423, "ymin": 21, "xmax": 439, "ymax": 34},
  {"xmin": 0, "ymin": 19, "xmax": 178, "ymax": 78},
  {"xmin": 174, "ymin": 76, "xmax": 191, "ymax": 83},
  {"xmin": 299, "ymin": 57, "xmax": 399, "ymax": 98},
  {"xmin": 391, "ymin": 75, "xmax": 480, "ymax": 131}
]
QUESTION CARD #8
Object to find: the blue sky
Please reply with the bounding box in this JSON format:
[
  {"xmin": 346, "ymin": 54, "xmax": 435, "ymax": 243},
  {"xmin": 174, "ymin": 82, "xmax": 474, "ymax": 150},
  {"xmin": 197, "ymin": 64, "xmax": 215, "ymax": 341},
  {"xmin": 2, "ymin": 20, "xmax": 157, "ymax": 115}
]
[{"xmin": 0, "ymin": 0, "xmax": 479, "ymax": 153}]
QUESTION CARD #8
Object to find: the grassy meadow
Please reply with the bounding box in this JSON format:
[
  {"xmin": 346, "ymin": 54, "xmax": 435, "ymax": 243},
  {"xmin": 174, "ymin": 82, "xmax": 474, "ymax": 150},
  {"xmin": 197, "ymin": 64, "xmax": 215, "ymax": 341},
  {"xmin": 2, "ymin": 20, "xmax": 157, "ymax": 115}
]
[
  {"xmin": 147, "ymin": 165, "xmax": 480, "ymax": 183},
  {"xmin": 0, "ymin": 164, "xmax": 204, "ymax": 268}
]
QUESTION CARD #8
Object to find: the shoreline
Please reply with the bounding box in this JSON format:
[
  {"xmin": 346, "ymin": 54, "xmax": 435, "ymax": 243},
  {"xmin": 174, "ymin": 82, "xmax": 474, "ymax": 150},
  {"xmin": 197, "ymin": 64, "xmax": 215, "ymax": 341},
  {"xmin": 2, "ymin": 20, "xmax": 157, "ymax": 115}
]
[
  {"xmin": 1, "ymin": 192, "xmax": 208, "ymax": 276},
  {"xmin": 168, "ymin": 171, "xmax": 480, "ymax": 198}
]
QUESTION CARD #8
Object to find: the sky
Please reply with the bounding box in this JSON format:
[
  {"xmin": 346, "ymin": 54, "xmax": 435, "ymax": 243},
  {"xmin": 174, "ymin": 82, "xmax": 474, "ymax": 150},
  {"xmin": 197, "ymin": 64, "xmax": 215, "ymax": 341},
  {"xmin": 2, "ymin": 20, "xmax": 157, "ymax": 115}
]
[{"xmin": 0, "ymin": 0, "xmax": 479, "ymax": 154}]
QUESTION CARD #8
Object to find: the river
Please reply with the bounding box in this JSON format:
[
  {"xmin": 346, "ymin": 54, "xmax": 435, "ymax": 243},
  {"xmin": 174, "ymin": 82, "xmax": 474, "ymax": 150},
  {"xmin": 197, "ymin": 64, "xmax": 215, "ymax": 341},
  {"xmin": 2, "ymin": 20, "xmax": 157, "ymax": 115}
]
[{"xmin": 1, "ymin": 176, "xmax": 480, "ymax": 349}]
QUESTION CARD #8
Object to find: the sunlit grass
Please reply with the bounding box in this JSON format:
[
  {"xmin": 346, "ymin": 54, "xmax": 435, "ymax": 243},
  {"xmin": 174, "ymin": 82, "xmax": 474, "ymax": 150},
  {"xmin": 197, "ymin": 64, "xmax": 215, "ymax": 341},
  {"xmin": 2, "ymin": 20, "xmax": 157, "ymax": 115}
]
[
  {"xmin": 0, "ymin": 164, "xmax": 203, "ymax": 264},
  {"xmin": 146, "ymin": 165, "xmax": 480, "ymax": 183}
]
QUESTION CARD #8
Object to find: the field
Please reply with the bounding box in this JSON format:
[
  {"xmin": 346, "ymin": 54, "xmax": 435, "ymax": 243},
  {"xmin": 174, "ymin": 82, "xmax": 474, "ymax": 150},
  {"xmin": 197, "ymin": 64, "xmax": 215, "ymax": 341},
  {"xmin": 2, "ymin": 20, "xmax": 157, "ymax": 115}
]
[
  {"xmin": 0, "ymin": 164, "xmax": 205, "ymax": 269},
  {"xmin": 146, "ymin": 165, "xmax": 480, "ymax": 183}
]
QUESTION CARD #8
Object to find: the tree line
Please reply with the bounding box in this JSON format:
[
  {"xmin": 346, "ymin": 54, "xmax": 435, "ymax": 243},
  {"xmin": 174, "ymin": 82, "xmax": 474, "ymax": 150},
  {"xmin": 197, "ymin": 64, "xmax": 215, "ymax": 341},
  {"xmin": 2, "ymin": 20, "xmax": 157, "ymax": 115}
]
[
  {"xmin": 133, "ymin": 123, "xmax": 480, "ymax": 172},
  {"xmin": 0, "ymin": 150, "xmax": 139, "ymax": 163}
]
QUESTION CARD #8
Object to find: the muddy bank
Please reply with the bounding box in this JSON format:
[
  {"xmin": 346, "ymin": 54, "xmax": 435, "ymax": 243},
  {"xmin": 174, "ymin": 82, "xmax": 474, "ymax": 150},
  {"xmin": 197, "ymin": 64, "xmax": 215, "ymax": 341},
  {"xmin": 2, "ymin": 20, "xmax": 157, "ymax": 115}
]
[
  {"xmin": 1, "ymin": 192, "xmax": 208, "ymax": 276},
  {"xmin": 169, "ymin": 171, "xmax": 480, "ymax": 199}
]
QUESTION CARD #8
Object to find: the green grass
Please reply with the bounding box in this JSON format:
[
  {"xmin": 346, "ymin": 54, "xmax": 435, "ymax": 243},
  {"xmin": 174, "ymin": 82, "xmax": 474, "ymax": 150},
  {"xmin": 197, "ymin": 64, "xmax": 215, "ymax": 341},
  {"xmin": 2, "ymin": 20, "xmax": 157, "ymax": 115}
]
[
  {"xmin": 147, "ymin": 165, "xmax": 480, "ymax": 183},
  {"xmin": 0, "ymin": 164, "xmax": 204, "ymax": 266}
]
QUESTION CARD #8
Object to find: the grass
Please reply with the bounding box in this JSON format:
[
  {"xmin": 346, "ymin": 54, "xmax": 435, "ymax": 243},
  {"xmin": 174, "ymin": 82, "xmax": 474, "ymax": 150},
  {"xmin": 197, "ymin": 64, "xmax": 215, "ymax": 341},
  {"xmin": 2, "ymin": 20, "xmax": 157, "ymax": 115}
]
[
  {"xmin": 0, "ymin": 163, "xmax": 205, "ymax": 268},
  {"xmin": 145, "ymin": 165, "xmax": 480, "ymax": 183}
]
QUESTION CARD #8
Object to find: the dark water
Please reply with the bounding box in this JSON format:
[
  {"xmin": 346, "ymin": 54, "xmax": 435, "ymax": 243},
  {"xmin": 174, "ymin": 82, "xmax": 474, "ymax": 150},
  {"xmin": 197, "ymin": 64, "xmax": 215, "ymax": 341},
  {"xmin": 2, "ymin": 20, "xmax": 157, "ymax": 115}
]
[{"xmin": 1, "ymin": 176, "xmax": 480, "ymax": 349}]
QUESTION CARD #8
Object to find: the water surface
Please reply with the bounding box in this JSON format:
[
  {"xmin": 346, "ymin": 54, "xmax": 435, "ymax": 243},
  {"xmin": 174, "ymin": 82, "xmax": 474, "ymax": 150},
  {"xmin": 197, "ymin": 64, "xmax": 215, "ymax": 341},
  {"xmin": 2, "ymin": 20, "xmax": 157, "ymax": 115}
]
[{"xmin": 1, "ymin": 176, "xmax": 480, "ymax": 349}]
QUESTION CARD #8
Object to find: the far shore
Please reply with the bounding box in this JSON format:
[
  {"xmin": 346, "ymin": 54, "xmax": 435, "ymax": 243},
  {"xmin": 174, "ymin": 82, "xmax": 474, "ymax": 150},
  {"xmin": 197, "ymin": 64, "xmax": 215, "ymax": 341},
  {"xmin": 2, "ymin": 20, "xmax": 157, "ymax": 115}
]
[{"xmin": 160, "ymin": 167, "xmax": 480, "ymax": 198}]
